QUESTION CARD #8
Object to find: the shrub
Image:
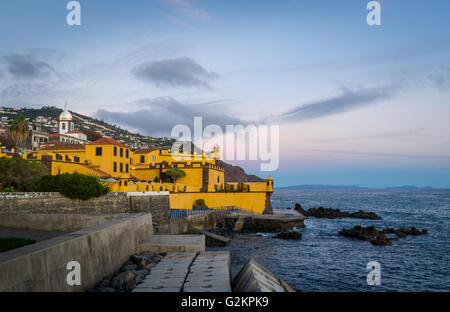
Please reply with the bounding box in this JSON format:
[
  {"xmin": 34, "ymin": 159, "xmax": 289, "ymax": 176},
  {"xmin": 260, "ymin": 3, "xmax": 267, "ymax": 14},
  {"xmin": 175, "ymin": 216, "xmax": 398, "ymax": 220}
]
[
  {"xmin": 0, "ymin": 157, "xmax": 48, "ymax": 192},
  {"xmin": 193, "ymin": 199, "xmax": 208, "ymax": 210},
  {"xmin": 35, "ymin": 173, "xmax": 110, "ymax": 200},
  {"xmin": 153, "ymin": 176, "xmax": 160, "ymax": 183}
]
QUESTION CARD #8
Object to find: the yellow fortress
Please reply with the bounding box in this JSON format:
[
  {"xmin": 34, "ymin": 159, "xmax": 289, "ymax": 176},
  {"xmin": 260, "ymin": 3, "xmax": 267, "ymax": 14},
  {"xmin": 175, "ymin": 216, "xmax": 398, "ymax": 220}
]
[{"xmin": 23, "ymin": 109, "xmax": 274, "ymax": 214}]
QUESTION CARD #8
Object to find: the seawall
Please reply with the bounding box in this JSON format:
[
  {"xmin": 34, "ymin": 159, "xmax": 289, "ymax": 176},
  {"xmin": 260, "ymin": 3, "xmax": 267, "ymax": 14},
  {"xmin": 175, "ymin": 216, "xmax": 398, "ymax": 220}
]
[{"xmin": 0, "ymin": 213, "xmax": 154, "ymax": 292}]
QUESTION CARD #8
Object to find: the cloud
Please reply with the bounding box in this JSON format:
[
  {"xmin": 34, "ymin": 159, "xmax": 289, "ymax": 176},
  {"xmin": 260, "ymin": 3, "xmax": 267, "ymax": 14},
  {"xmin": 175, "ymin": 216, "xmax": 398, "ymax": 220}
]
[
  {"xmin": 276, "ymin": 86, "xmax": 396, "ymax": 122},
  {"xmin": 428, "ymin": 67, "xmax": 450, "ymax": 91},
  {"xmin": 163, "ymin": 0, "xmax": 209, "ymax": 21},
  {"xmin": 131, "ymin": 57, "xmax": 219, "ymax": 89},
  {"xmin": 95, "ymin": 97, "xmax": 244, "ymax": 136},
  {"xmin": 3, "ymin": 53, "xmax": 59, "ymax": 80}
]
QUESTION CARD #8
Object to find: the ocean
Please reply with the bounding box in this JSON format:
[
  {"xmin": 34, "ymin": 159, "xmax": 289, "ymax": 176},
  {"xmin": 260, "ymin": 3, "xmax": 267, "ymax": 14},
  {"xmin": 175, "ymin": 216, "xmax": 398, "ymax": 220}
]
[{"xmin": 208, "ymin": 189, "xmax": 450, "ymax": 291}]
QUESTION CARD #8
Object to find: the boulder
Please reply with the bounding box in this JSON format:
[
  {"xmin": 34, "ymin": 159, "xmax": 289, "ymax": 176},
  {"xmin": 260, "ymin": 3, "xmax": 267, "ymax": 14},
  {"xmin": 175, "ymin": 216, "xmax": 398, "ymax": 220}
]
[
  {"xmin": 294, "ymin": 204, "xmax": 382, "ymax": 220},
  {"xmin": 273, "ymin": 232, "xmax": 302, "ymax": 240},
  {"xmin": 121, "ymin": 264, "xmax": 138, "ymax": 272},
  {"xmin": 338, "ymin": 225, "xmax": 428, "ymax": 246}
]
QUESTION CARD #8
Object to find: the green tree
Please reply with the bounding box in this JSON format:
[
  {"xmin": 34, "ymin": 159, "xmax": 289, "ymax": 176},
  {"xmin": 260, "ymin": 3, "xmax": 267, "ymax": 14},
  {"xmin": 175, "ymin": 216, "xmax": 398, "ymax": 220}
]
[
  {"xmin": 0, "ymin": 157, "xmax": 48, "ymax": 192},
  {"xmin": 35, "ymin": 173, "xmax": 109, "ymax": 200},
  {"xmin": 82, "ymin": 130, "xmax": 102, "ymax": 142},
  {"xmin": 165, "ymin": 168, "xmax": 186, "ymax": 183}
]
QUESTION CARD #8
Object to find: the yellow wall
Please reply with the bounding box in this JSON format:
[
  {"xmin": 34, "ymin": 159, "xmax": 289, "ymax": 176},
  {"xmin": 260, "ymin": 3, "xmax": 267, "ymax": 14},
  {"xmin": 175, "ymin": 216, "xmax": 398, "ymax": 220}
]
[
  {"xmin": 85, "ymin": 144, "xmax": 131, "ymax": 179},
  {"xmin": 169, "ymin": 192, "xmax": 269, "ymax": 214}
]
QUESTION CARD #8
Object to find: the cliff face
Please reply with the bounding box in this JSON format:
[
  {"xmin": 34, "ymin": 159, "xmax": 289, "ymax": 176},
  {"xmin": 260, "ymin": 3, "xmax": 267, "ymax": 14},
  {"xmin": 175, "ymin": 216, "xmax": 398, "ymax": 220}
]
[{"xmin": 217, "ymin": 160, "xmax": 264, "ymax": 183}]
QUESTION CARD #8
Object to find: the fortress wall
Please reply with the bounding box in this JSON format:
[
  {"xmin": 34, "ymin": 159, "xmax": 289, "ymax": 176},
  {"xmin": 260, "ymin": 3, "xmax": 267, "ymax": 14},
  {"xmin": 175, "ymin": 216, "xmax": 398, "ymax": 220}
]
[
  {"xmin": 0, "ymin": 192, "xmax": 171, "ymax": 232},
  {"xmin": 169, "ymin": 192, "xmax": 269, "ymax": 214},
  {"xmin": 0, "ymin": 213, "xmax": 154, "ymax": 292},
  {"xmin": 0, "ymin": 192, "xmax": 130, "ymax": 214}
]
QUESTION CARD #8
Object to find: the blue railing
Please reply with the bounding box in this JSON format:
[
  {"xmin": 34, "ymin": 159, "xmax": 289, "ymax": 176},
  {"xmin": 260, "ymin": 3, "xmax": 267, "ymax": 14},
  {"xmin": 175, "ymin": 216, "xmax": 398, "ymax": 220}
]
[{"xmin": 170, "ymin": 208, "xmax": 240, "ymax": 218}]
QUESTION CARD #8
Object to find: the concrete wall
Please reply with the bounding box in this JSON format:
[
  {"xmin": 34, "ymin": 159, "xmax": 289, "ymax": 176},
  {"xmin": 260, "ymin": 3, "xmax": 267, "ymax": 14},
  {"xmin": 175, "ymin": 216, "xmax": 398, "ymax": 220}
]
[
  {"xmin": 169, "ymin": 213, "xmax": 229, "ymax": 234},
  {"xmin": 0, "ymin": 213, "xmax": 128, "ymax": 232},
  {"xmin": 0, "ymin": 214, "xmax": 153, "ymax": 292},
  {"xmin": 0, "ymin": 192, "xmax": 170, "ymax": 233}
]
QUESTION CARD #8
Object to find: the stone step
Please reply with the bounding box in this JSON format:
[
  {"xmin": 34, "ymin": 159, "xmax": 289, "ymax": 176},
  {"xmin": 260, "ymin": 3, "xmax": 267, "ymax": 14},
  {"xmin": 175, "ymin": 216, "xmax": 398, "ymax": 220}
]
[
  {"xmin": 139, "ymin": 235, "xmax": 205, "ymax": 253},
  {"xmin": 233, "ymin": 216, "xmax": 250, "ymax": 231},
  {"xmin": 188, "ymin": 226, "xmax": 231, "ymax": 246}
]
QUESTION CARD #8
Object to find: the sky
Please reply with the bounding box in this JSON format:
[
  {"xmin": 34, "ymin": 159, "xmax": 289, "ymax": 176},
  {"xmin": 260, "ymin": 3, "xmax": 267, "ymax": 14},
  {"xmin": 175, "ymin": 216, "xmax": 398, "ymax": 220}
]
[{"xmin": 1, "ymin": 0, "xmax": 450, "ymax": 188}]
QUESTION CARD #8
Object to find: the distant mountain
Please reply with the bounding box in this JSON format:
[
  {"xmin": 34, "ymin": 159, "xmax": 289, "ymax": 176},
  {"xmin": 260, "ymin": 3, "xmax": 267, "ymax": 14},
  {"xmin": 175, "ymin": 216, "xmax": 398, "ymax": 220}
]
[
  {"xmin": 216, "ymin": 160, "xmax": 264, "ymax": 183},
  {"xmin": 385, "ymin": 185, "xmax": 433, "ymax": 190},
  {"xmin": 277, "ymin": 184, "xmax": 369, "ymax": 190}
]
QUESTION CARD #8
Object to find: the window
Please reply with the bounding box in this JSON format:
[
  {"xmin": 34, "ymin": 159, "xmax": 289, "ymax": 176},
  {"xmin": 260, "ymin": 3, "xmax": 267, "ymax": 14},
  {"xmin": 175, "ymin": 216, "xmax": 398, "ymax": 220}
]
[
  {"xmin": 114, "ymin": 146, "xmax": 117, "ymax": 156},
  {"xmin": 113, "ymin": 162, "xmax": 117, "ymax": 172},
  {"xmin": 152, "ymin": 156, "xmax": 156, "ymax": 161},
  {"xmin": 56, "ymin": 154, "xmax": 63, "ymax": 161},
  {"xmin": 126, "ymin": 164, "xmax": 129, "ymax": 173},
  {"xmin": 217, "ymin": 176, "xmax": 220, "ymax": 183},
  {"xmin": 120, "ymin": 163, "xmax": 123, "ymax": 173},
  {"xmin": 65, "ymin": 155, "xmax": 70, "ymax": 161},
  {"xmin": 124, "ymin": 181, "xmax": 128, "ymax": 186},
  {"xmin": 74, "ymin": 156, "xmax": 80, "ymax": 163},
  {"xmin": 120, "ymin": 148, "xmax": 123, "ymax": 157},
  {"xmin": 96, "ymin": 147, "xmax": 102, "ymax": 156},
  {"xmin": 140, "ymin": 155, "xmax": 145, "ymax": 163},
  {"xmin": 62, "ymin": 123, "xmax": 66, "ymax": 130},
  {"xmin": 119, "ymin": 181, "xmax": 121, "ymax": 186},
  {"xmin": 126, "ymin": 149, "xmax": 129, "ymax": 158}
]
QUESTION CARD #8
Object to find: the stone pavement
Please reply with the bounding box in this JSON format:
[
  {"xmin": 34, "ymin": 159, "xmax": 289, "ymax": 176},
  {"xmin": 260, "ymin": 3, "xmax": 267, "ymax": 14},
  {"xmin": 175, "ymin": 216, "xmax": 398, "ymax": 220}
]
[{"xmin": 132, "ymin": 251, "xmax": 231, "ymax": 292}]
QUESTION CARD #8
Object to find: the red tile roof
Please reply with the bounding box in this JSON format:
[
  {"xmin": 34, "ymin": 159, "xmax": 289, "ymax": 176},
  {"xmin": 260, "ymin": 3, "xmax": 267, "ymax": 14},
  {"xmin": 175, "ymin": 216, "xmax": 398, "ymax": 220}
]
[
  {"xmin": 67, "ymin": 130, "xmax": 83, "ymax": 134},
  {"xmin": 88, "ymin": 137, "xmax": 127, "ymax": 148},
  {"xmin": 40, "ymin": 142, "xmax": 85, "ymax": 151},
  {"xmin": 80, "ymin": 164, "xmax": 112, "ymax": 178},
  {"xmin": 134, "ymin": 148, "xmax": 159, "ymax": 154}
]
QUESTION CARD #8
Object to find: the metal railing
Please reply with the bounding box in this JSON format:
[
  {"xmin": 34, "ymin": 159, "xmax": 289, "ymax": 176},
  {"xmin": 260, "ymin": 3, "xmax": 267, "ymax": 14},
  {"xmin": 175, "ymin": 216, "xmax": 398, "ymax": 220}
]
[{"xmin": 170, "ymin": 207, "xmax": 243, "ymax": 218}]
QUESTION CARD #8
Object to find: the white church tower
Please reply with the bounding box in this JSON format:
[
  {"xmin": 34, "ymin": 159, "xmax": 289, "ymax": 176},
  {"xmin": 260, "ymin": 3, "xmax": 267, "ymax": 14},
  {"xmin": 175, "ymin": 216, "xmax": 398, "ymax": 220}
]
[{"xmin": 58, "ymin": 102, "xmax": 74, "ymax": 135}]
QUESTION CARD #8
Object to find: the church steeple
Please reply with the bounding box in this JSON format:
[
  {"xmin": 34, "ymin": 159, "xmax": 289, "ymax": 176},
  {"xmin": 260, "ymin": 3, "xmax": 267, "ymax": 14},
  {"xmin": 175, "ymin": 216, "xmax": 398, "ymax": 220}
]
[{"xmin": 59, "ymin": 101, "xmax": 74, "ymax": 134}]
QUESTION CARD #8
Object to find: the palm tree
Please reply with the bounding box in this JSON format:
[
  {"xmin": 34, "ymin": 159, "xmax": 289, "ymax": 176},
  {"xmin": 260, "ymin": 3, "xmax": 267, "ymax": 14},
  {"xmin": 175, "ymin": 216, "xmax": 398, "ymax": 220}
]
[{"xmin": 8, "ymin": 114, "xmax": 30, "ymax": 150}]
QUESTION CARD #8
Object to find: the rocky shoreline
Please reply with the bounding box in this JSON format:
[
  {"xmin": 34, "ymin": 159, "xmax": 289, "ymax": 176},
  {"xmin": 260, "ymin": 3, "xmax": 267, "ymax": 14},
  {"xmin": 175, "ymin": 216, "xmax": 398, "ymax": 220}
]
[
  {"xmin": 87, "ymin": 251, "xmax": 164, "ymax": 292},
  {"xmin": 294, "ymin": 203, "xmax": 382, "ymax": 220},
  {"xmin": 338, "ymin": 225, "xmax": 428, "ymax": 246}
]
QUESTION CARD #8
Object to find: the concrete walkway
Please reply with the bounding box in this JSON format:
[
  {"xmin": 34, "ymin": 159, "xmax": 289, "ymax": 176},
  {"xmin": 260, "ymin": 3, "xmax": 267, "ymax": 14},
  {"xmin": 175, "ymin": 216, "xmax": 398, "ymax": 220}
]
[
  {"xmin": 0, "ymin": 227, "xmax": 65, "ymax": 242},
  {"xmin": 133, "ymin": 251, "xmax": 231, "ymax": 292}
]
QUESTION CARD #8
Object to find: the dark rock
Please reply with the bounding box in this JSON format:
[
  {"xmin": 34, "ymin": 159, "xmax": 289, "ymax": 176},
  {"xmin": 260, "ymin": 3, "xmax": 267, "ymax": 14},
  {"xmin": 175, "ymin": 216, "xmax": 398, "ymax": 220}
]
[
  {"xmin": 294, "ymin": 204, "xmax": 382, "ymax": 220},
  {"xmin": 121, "ymin": 264, "xmax": 137, "ymax": 272},
  {"xmin": 338, "ymin": 225, "xmax": 428, "ymax": 246},
  {"xmin": 97, "ymin": 287, "xmax": 116, "ymax": 292},
  {"xmin": 294, "ymin": 203, "xmax": 308, "ymax": 217},
  {"xmin": 273, "ymin": 232, "xmax": 302, "ymax": 240},
  {"xmin": 133, "ymin": 269, "xmax": 149, "ymax": 280},
  {"xmin": 96, "ymin": 279, "xmax": 110, "ymax": 288},
  {"xmin": 348, "ymin": 210, "xmax": 383, "ymax": 220},
  {"xmin": 124, "ymin": 280, "xmax": 137, "ymax": 291}
]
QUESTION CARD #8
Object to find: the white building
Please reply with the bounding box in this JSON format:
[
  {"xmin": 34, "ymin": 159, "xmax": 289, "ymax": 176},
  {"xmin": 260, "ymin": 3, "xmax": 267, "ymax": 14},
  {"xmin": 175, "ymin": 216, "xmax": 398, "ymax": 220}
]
[{"xmin": 49, "ymin": 104, "xmax": 89, "ymax": 145}]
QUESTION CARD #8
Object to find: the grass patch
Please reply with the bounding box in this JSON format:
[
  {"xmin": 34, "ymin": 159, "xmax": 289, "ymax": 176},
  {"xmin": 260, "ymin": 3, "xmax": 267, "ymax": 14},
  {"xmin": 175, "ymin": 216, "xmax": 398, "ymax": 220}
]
[{"xmin": 0, "ymin": 238, "xmax": 36, "ymax": 253}]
